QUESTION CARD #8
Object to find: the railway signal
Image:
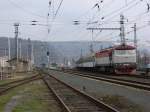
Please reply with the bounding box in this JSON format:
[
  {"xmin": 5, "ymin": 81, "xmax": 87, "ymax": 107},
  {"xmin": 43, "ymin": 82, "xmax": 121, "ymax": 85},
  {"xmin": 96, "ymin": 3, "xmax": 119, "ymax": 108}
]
[{"xmin": 47, "ymin": 51, "xmax": 50, "ymax": 68}]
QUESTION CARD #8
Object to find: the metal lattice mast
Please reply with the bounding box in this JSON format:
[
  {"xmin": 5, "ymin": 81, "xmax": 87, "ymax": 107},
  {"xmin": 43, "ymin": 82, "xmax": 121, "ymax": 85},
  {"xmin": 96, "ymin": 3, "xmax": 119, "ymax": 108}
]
[
  {"xmin": 132, "ymin": 23, "xmax": 138, "ymax": 64},
  {"xmin": 120, "ymin": 15, "xmax": 126, "ymax": 44},
  {"xmin": 14, "ymin": 23, "xmax": 19, "ymax": 61}
]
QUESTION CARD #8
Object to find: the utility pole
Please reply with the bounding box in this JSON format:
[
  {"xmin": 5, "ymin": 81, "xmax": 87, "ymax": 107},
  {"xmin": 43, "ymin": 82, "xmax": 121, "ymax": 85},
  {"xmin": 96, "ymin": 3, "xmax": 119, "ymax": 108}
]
[
  {"xmin": 133, "ymin": 23, "xmax": 137, "ymax": 48},
  {"xmin": 80, "ymin": 49, "xmax": 83, "ymax": 58},
  {"xmin": 8, "ymin": 37, "xmax": 11, "ymax": 60},
  {"xmin": 4, "ymin": 48, "xmax": 7, "ymax": 57},
  {"xmin": 47, "ymin": 1, "xmax": 50, "ymax": 34},
  {"xmin": 31, "ymin": 43, "xmax": 34, "ymax": 66},
  {"xmin": 27, "ymin": 38, "xmax": 32, "ymax": 61},
  {"xmin": 19, "ymin": 39, "xmax": 22, "ymax": 59},
  {"xmin": 14, "ymin": 23, "xmax": 20, "ymax": 62},
  {"xmin": 100, "ymin": 45, "xmax": 103, "ymax": 50},
  {"xmin": 46, "ymin": 1, "xmax": 52, "ymax": 67},
  {"xmin": 132, "ymin": 23, "xmax": 138, "ymax": 65},
  {"xmin": 91, "ymin": 30, "xmax": 94, "ymax": 53}
]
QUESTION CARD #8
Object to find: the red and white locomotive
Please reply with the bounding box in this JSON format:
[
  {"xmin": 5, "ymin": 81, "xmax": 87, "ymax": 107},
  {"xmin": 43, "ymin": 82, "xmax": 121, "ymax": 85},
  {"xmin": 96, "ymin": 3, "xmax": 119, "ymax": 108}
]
[{"xmin": 76, "ymin": 44, "xmax": 136, "ymax": 75}]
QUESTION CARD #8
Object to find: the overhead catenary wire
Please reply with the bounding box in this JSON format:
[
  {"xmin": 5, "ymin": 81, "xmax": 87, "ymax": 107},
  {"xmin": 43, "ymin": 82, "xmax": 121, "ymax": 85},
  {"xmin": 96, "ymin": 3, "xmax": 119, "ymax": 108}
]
[
  {"xmin": 81, "ymin": 0, "xmax": 138, "ymax": 28},
  {"xmin": 7, "ymin": 0, "xmax": 46, "ymax": 19},
  {"xmin": 2, "ymin": 0, "xmax": 150, "ymax": 42},
  {"xmin": 92, "ymin": 0, "xmax": 147, "ymax": 40},
  {"xmin": 97, "ymin": 0, "xmax": 142, "ymax": 26},
  {"xmin": 72, "ymin": 0, "xmax": 116, "ymax": 38},
  {"xmin": 53, "ymin": 0, "xmax": 64, "ymax": 20},
  {"xmin": 73, "ymin": 0, "xmax": 144, "ymax": 42},
  {"xmin": 95, "ymin": 10, "xmax": 150, "ymax": 42},
  {"xmin": 90, "ymin": 0, "xmax": 144, "ymax": 37},
  {"xmin": 98, "ymin": 0, "xmax": 138, "ymax": 20},
  {"xmin": 99, "ymin": 0, "xmax": 150, "ymax": 27},
  {"xmin": 97, "ymin": 22, "xmax": 150, "ymax": 43},
  {"xmin": 47, "ymin": 0, "xmax": 64, "ymax": 35},
  {"xmin": 75, "ymin": 0, "xmax": 115, "ymax": 21}
]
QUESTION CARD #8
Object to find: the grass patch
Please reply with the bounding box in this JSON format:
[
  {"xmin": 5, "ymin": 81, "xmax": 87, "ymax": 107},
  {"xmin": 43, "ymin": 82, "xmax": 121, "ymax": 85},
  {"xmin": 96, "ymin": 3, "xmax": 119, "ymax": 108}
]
[
  {"xmin": 12, "ymin": 80, "xmax": 60, "ymax": 112},
  {"xmin": 0, "ymin": 79, "xmax": 17, "ymax": 85},
  {"xmin": 101, "ymin": 95, "xmax": 143, "ymax": 112},
  {"xmin": 0, "ymin": 79, "xmax": 56, "ymax": 112},
  {"xmin": 0, "ymin": 83, "xmax": 28, "ymax": 111}
]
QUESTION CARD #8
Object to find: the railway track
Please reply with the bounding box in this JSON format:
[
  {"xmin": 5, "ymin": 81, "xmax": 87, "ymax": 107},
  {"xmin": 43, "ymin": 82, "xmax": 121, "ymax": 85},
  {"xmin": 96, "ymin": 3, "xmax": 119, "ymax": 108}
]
[
  {"xmin": 41, "ymin": 71, "xmax": 119, "ymax": 112},
  {"xmin": 0, "ymin": 75, "xmax": 41, "ymax": 95},
  {"xmin": 52, "ymin": 69, "xmax": 150, "ymax": 92}
]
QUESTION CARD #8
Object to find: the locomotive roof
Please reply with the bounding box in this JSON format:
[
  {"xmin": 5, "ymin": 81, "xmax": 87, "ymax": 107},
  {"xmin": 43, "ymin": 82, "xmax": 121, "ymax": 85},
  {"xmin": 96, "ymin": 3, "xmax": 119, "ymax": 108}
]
[
  {"xmin": 115, "ymin": 44, "xmax": 135, "ymax": 50},
  {"xmin": 96, "ymin": 44, "xmax": 135, "ymax": 53},
  {"xmin": 76, "ymin": 56, "xmax": 95, "ymax": 64}
]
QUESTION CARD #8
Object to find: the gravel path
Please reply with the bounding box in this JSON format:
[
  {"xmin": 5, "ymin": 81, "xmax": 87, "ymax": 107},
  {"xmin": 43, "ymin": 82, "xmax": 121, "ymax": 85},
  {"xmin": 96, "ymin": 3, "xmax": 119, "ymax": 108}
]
[
  {"xmin": 49, "ymin": 70, "xmax": 150, "ymax": 112},
  {"xmin": 4, "ymin": 95, "xmax": 22, "ymax": 112}
]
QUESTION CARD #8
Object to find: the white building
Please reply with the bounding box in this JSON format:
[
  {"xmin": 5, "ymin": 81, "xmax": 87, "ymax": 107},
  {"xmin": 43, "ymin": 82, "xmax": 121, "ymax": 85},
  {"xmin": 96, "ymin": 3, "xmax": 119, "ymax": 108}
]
[
  {"xmin": 0, "ymin": 56, "xmax": 9, "ymax": 67},
  {"xmin": 0, "ymin": 56, "xmax": 10, "ymax": 80}
]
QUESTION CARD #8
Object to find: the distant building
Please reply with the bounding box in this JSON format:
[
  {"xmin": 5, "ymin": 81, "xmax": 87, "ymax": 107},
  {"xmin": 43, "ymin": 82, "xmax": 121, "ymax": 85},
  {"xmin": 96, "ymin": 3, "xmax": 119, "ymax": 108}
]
[
  {"xmin": 0, "ymin": 56, "xmax": 12, "ymax": 79},
  {"xmin": 0, "ymin": 56, "xmax": 9, "ymax": 67},
  {"xmin": 7, "ymin": 58, "xmax": 30, "ymax": 72}
]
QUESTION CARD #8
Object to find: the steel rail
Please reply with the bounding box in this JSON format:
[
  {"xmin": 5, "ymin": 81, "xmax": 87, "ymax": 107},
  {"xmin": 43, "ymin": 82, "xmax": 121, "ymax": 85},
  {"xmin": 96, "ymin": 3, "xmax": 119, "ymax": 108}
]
[
  {"xmin": 64, "ymin": 70, "xmax": 150, "ymax": 86},
  {"xmin": 42, "ymin": 71, "xmax": 119, "ymax": 112},
  {"xmin": 0, "ymin": 75, "xmax": 41, "ymax": 95},
  {"xmin": 41, "ymin": 74, "xmax": 71, "ymax": 112},
  {"xmin": 0, "ymin": 75, "xmax": 39, "ymax": 87},
  {"xmin": 59, "ymin": 70, "xmax": 150, "ymax": 92}
]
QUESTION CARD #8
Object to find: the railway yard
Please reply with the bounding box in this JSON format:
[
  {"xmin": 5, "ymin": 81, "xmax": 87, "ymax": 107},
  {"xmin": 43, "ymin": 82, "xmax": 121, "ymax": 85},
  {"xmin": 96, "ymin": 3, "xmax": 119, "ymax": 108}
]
[
  {"xmin": 0, "ymin": 69, "xmax": 149, "ymax": 112},
  {"xmin": 47, "ymin": 69, "xmax": 150, "ymax": 112},
  {"xmin": 0, "ymin": 1, "xmax": 150, "ymax": 111}
]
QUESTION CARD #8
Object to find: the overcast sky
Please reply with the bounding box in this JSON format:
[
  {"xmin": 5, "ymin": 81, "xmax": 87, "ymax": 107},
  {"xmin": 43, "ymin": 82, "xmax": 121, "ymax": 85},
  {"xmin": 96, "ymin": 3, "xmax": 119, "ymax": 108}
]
[{"xmin": 0, "ymin": 0, "xmax": 150, "ymax": 47}]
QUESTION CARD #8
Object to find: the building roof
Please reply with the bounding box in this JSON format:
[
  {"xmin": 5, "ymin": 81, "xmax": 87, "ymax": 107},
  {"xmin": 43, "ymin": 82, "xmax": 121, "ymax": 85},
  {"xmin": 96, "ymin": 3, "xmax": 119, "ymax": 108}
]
[{"xmin": 7, "ymin": 58, "xmax": 28, "ymax": 63}]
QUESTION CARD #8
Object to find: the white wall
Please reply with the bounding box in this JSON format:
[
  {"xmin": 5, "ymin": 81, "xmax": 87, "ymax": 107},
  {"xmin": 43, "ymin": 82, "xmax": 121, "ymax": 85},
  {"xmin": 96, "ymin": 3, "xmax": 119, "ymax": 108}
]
[{"xmin": 0, "ymin": 56, "xmax": 9, "ymax": 67}]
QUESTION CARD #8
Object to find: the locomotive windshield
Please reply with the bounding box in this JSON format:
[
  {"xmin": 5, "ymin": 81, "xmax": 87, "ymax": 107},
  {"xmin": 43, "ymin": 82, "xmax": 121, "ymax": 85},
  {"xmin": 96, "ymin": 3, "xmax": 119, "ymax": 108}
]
[{"xmin": 114, "ymin": 50, "xmax": 136, "ymax": 55}]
